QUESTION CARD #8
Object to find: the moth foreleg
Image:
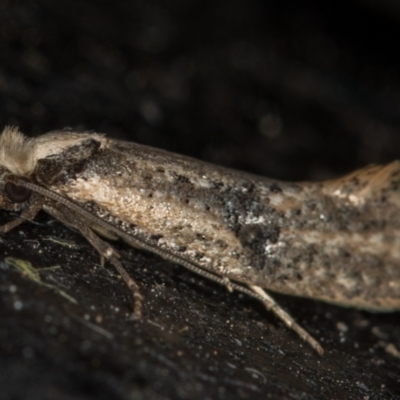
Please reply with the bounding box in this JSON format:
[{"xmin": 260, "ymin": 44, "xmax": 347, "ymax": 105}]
[
  {"xmin": 248, "ymin": 285, "xmax": 324, "ymax": 355},
  {"xmin": 47, "ymin": 205, "xmax": 143, "ymax": 318},
  {"xmin": 0, "ymin": 197, "xmax": 44, "ymax": 233}
]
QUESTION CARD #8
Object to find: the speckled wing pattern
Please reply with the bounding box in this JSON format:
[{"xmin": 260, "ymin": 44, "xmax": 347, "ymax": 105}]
[{"xmin": 51, "ymin": 135, "xmax": 400, "ymax": 311}]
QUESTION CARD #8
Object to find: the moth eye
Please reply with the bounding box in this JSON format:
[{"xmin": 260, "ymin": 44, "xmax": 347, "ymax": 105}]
[{"xmin": 4, "ymin": 183, "xmax": 32, "ymax": 203}]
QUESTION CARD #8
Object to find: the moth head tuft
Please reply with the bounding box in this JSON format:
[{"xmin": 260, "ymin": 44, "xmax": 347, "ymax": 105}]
[{"xmin": 0, "ymin": 126, "xmax": 36, "ymax": 175}]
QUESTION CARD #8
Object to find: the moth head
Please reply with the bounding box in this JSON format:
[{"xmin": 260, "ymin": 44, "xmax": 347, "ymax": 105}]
[
  {"xmin": 0, "ymin": 126, "xmax": 34, "ymax": 210},
  {"xmin": 0, "ymin": 126, "xmax": 106, "ymax": 210},
  {"xmin": 0, "ymin": 179, "xmax": 32, "ymax": 211},
  {"xmin": 0, "ymin": 166, "xmax": 31, "ymax": 211}
]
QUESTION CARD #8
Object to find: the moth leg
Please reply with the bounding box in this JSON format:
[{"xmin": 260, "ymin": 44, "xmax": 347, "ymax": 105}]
[
  {"xmin": 0, "ymin": 197, "xmax": 44, "ymax": 233},
  {"xmin": 47, "ymin": 206, "xmax": 143, "ymax": 318},
  {"xmin": 222, "ymin": 277, "xmax": 233, "ymax": 292},
  {"xmin": 248, "ymin": 285, "xmax": 324, "ymax": 355},
  {"xmin": 78, "ymin": 225, "xmax": 143, "ymax": 319}
]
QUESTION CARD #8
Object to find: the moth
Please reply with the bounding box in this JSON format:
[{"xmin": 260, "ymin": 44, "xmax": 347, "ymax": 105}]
[{"xmin": 0, "ymin": 126, "xmax": 399, "ymax": 355}]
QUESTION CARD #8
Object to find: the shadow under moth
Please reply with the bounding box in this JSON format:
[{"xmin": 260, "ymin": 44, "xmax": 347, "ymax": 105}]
[{"xmin": 0, "ymin": 126, "xmax": 399, "ymax": 355}]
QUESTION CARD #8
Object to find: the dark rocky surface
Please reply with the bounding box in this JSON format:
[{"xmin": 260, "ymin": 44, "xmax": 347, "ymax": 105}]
[{"xmin": 0, "ymin": 1, "xmax": 400, "ymax": 399}]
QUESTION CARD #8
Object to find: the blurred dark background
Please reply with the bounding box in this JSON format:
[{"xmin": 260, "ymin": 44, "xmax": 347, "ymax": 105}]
[
  {"xmin": 3, "ymin": 0, "xmax": 400, "ymax": 179},
  {"xmin": 0, "ymin": 1, "xmax": 400, "ymax": 399}
]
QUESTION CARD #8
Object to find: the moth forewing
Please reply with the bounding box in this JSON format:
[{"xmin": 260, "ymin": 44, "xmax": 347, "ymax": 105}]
[{"xmin": 1, "ymin": 126, "xmax": 399, "ymax": 356}]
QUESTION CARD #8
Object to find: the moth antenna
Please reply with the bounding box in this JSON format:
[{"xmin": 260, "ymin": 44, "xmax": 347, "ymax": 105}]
[
  {"xmin": 7, "ymin": 176, "xmax": 324, "ymax": 354},
  {"xmin": 248, "ymin": 285, "xmax": 324, "ymax": 355}
]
